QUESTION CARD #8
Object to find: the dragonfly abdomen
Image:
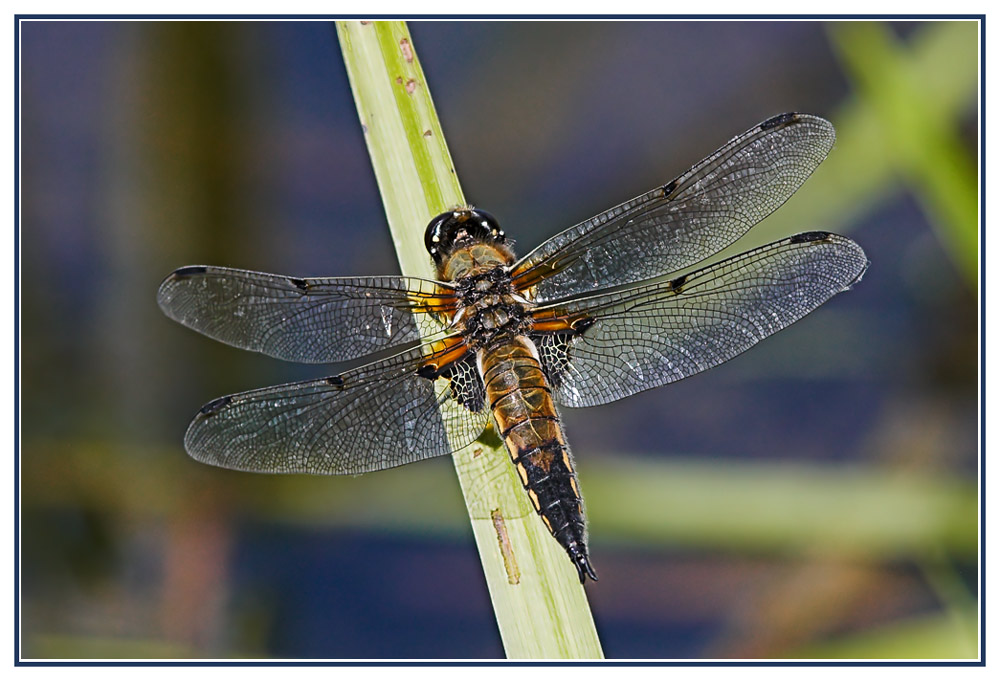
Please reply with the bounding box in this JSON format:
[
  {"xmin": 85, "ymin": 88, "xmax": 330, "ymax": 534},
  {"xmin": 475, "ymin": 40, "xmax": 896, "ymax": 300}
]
[{"xmin": 479, "ymin": 337, "xmax": 598, "ymax": 583}]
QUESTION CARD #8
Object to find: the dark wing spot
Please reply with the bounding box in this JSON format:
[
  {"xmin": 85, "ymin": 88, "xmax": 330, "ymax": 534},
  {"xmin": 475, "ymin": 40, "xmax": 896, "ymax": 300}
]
[
  {"xmin": 326, "ymin": 375, "xmax": 345, "ymax": 387},
  {"xmin": 790, "ymin": 231, "xmax": 833, "ymax": 244},
  {"xmin": 571, "ymin": 316, "xmax": 596, "ymax": 334},
  {"xmin": 199, "ymin": 395, "xmax": 232, "ymax": 416},
  {"xmin": 171, "ymin": 265, "xmax": 209, "ymax": 278},
  {"xmin": 661, "ymin": 179, "xmax": 678, "ymax": 197},
  {"xmin": 760, "ymin": 112, "xmax": 799, "ymax": 130},
  {"xmin": 288, "ymin": 277, "xmax": 309, "ymax": 291},
  {"xmin": 669, "ymin": 273, "xmax": 689, "ymax": 292},
  {"xmin": 416, "ymin": 364, "xmax": 440, "ymax": 380}
]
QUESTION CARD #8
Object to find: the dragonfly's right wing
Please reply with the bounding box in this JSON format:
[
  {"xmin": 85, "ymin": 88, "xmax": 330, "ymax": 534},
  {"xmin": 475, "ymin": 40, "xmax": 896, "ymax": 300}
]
[
  {"xmin": 531, "ymin": 232, "xmax": 868, "ymax": 408},
  {"xmin": 511, "ymin": 113, "xmax": 836, "ymax": 303},
  {"xmin": 158, "ymin": 266, "xmax": 456, "ymax": 364}
]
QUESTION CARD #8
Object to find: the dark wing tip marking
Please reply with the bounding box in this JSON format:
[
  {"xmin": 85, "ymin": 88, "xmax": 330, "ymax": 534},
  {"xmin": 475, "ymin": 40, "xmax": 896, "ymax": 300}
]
[
  {"xmin": 760, "ymin": 112, "xmax": 800, "ymax": 130},
  {"xmin": 326, "ymin": 375, "xmax": 345, "ymax": 387},
  {"xmin": 288, "ymin": 277, "xmax": 309, "ymax": 291},
  {"xmin": 790, "ymin": 231, "xmax": 834, "ymax": 244},
  {"xmin": 198, "ymin": 395, "xmax": 233, "ymax": 417},
  {"xmin": 788, "ymin": 231, "xmax": 869, "ymax": 288},
  {"xmin": 170, "ymin": 265, "xmax": 209, "ymax": 278},
  {"xmin": 158, "ymin": 266, "xmax": 208, "ymax": 306},
  {"xmin": 156, "ymin": 265, "xmax": 209, "ymax": 314},
  {"xmin": 661, "ymin": 179, "xmax": 679, "ymax": 197},
  {"xmin": 789, "ymin": 231, "xmax": 869, "ymax": 292}
]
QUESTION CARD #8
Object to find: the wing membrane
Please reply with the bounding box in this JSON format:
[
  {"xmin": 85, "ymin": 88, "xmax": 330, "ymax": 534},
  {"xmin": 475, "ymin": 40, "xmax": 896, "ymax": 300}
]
[
  {"xmin": 512, "ymin": 113, "xmax": 836, "ymax": 303},
  {"xmin": 157, "ymin": 266, "xmax": 455, "ymax": 364},
  {"xmin": 184, "ymin": 341, "xmax": 490, "ymax": 475},
  {"xmin": 535, "ymin": 232, "xmax": 868, "ymax": 408}
]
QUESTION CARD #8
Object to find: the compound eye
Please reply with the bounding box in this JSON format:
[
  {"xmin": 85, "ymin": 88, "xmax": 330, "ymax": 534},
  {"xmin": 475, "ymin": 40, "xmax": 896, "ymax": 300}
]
[
  {"xmin": 424, "ymin": 211, "xmax": 454, "ymax": 257},
  {"xmin": 472, "ymin": 209, "xmax": 504, "ymax": 242}
]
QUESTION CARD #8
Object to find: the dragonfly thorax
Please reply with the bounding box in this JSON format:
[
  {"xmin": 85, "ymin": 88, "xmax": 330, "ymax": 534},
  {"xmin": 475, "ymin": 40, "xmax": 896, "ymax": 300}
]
[{"xmin": 453, "ymin": 266, "xmax": 532, "ymax": 350}]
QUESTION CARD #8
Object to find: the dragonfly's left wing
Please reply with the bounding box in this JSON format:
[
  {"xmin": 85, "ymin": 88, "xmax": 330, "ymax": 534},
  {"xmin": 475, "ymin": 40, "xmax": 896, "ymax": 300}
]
[
  {"xmin": 158, "ymin": 266, "xmax": 455, "ymax": 364},
  {"xmin": 184, "ymin": 339, "xmax": 490, "ymax": 475},
  {"xmin": 530, "ymin": 232, "xmax": 868, "ymax": 408}
]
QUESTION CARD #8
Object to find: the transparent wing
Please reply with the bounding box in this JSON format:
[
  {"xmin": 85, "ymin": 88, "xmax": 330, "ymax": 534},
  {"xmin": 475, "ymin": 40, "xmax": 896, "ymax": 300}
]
[
  {"xmin": 184, "ymin": 341, "xmax": 490, "ymax": 475},
  {"xmin": 157, "ymin": 265, "xmax": 456, "ymax": 364},
  {"xmin": 511, "ymin": 113, "xmax": 836, "ymax": 303},
  {"xmin": 533, "ymin": 232, "xmax": 868, "ymax": 408}
]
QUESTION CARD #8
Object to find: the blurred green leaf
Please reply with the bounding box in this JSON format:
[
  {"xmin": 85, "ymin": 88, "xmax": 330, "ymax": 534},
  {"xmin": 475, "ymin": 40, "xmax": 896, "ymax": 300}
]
[
  {"xmin": 586, "ymin": 457, "xmax": 975, "ymax": 559},
  {"xmin": 25, "ymin": 634, "xmax": 199, "ymax": 660},
  {"xmin": 729, "ymin": 21, "xmax": 978, "ymax": 284},
  {"xmin": 790, "ymin": 609, "xmax": 978, "ymax": 659},
  {"xmin": 826, "ymin": 21, "xmax": 977, "ymax": 285},
  {"xmin": 26, "ymin": 441, "xmax": 975, "ymax": 559}
]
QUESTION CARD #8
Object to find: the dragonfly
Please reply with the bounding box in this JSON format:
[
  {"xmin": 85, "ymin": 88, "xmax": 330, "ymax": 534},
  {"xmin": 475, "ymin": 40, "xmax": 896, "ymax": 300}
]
[{"xmin": 158, "ymin": 112, "xmax": 868, "ymax": 584}]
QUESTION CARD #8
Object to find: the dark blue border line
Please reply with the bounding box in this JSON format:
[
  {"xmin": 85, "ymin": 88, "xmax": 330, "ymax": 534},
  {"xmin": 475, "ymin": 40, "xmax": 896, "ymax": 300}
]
[
  {"xmin": 10, "ymin": 13, "xmax": 989, "ymax": 19},
  {"xmin": 11, "ymin": 661, "xmax": 991, "ymax": 667},
  {"xmin": 13, "ymin": 14, "xmax": 986, "ymax": 666},
  {"xmin": 13, "ymin": 11, "xmax": 19, "ymax": 668},
  {"xmin": 979, "ymin": 13, "xmax": 986, "ymax": 670}
]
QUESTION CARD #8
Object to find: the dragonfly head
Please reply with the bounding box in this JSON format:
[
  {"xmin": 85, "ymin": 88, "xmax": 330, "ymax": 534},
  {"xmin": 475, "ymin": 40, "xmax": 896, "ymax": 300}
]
[{"xmin": 425, "ymin": 208, "xmax": 506, "ymax": 266}]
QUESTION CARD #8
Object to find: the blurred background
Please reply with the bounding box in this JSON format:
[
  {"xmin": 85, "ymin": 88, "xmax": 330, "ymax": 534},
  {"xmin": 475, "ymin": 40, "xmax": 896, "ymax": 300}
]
[{"xmin": 19, "ymin": 20, "xmax": 979, "ymax": 659}]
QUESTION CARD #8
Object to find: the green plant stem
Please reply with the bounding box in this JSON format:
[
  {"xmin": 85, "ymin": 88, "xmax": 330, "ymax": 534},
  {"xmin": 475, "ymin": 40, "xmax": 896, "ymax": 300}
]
[{"xmin": 336, "ymin": 20, "xmax": 603, "ymax": 659}]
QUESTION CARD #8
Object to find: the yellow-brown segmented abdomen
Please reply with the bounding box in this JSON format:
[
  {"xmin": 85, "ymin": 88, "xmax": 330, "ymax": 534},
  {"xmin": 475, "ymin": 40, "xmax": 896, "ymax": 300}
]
[{"xmin": 479, "ymin": 336, "xmax": 597, "ymax": 583}]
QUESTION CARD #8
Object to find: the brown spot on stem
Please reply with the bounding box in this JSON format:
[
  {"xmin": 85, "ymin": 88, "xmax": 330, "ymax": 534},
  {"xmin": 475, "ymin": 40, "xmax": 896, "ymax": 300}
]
[
  {"xmin": 491, "ymin": 510, "xmax": 520, "ymax": 584},
  {"xmin": 399, "ymin": 38, "xmax": 414, "ymax": 62}
]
